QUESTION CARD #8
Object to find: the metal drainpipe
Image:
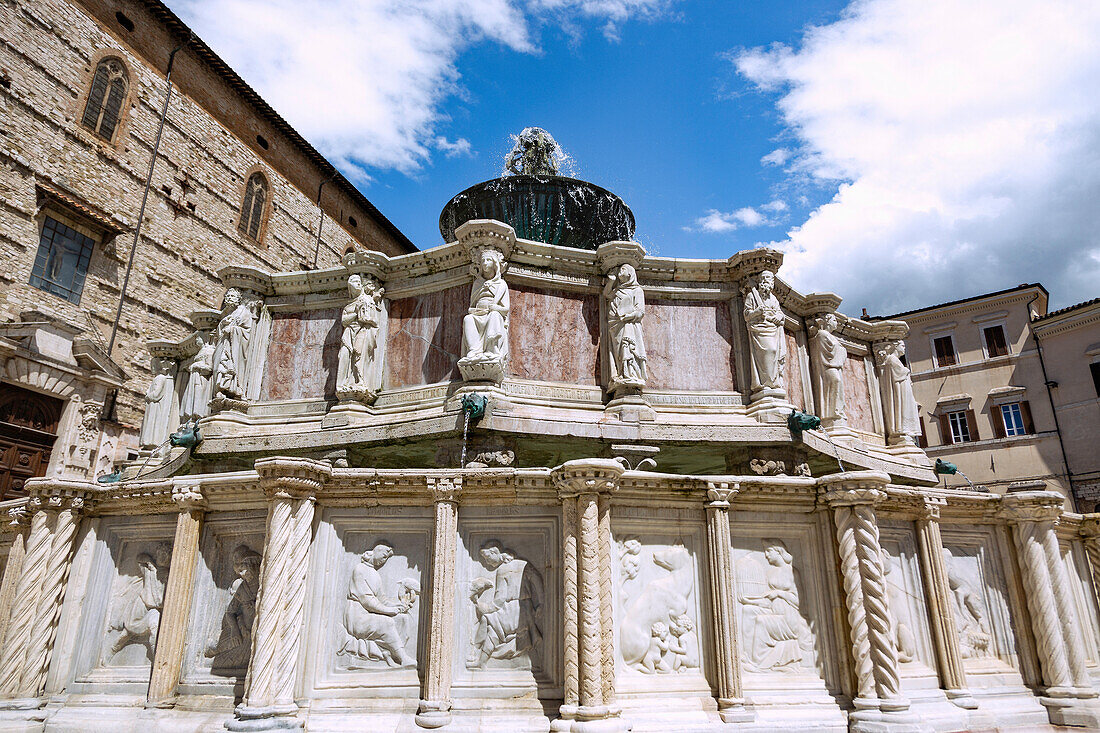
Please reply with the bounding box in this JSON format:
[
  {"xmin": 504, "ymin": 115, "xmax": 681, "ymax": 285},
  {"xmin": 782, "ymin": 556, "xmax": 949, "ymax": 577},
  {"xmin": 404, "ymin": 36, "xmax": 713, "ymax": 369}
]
[
  {"xmin": 1028, "ymin": 294, "xmax": 1076, "ymax": 510},
  {"xmin": 311, "ymin": 171, "xmax": 337, "ymax": 269},
  {"xmin": 107, "ymin": 32, "xmax": 193, "ymax": 356}
]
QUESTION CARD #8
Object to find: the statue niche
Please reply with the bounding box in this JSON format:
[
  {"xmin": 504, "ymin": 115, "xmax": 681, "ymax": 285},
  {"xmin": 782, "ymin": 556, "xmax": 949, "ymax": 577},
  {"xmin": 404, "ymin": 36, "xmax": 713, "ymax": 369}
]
[
  {"xmin": 620, "ymin": 544, "xmax": 700, "ymax": 674},
  {"xmin": 339, "ymin": 542, "xmax": 420, "ymax": 669},
  {"xmin": 336, "ymin": 274, "xmax": 384, "ymax": 403},
  {"xmin": 742, "ymin": 270, "xmax": 787, "ymax": 397},
  {"xmin": 102, "ymin": 542, "xmax": 173, "ymax": 665},
  {"xmin": 467, "ymin": 540, "xmax": 544, "ymax": 670},
  {"xmin": 205, "ymin": 544, "xmax": 262, "ymax": 674},
  {"xmin": 458, "ymin": 247, "xmax": 509, "ymax": 383}
]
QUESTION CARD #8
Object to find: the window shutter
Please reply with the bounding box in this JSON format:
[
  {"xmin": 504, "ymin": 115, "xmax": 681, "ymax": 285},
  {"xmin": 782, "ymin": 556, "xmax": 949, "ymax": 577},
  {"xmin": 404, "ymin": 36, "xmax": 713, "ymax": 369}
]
[
  {"xmin": 918, "ymin": 417, "xmax": 928, "ymax": 448},
  {"xmin": 938, "ymin": 413, "xmax": 953, "ymax": 445},
  {"xmin": 992, "ymin": 405, "xmax": 1006, "ymax": 439},
  {"xmin": 965, "ymin": 409, "xmax": 978, "ymax": 442},
  {"xmin": 1020, "ymin": 400, "xmax": 1035, "ymax": 434}
]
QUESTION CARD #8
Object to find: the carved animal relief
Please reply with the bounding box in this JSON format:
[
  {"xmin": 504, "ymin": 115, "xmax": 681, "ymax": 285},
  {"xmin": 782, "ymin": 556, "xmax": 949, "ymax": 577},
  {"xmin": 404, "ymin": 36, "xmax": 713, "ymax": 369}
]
[
  {"xmin": 620, "ymin": 544, "xmax": 700, "ymax": 674},
  {"xmin": 943, "ymin": 548, "xmax": 993, "ymax": 659}
]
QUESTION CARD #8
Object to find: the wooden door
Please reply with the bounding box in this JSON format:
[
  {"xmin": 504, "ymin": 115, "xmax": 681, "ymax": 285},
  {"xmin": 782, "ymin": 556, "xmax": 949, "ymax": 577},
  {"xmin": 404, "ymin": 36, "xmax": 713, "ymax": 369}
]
[{"xmin": 0, "ymin": 383, "xmax": 63, "ymax": 500}]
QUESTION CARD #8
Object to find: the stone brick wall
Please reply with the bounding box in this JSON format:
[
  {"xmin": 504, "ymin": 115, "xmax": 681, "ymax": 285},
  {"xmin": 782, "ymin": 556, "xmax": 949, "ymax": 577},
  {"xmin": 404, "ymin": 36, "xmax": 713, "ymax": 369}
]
[{"xmin": 0, "ymin": 0, "xmax": 410, "ymax": 441}]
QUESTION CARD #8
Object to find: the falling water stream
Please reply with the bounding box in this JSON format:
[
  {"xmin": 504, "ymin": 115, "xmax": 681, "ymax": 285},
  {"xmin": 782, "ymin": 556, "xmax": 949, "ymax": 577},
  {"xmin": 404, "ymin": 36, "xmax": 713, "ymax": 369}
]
[
  {"xmin": 460, "ymin": 409, "xmax": 471, "ymax": 468},
  {"xmin": 820, "ymin": 431, "xmax": 847, "ymax": 473}
]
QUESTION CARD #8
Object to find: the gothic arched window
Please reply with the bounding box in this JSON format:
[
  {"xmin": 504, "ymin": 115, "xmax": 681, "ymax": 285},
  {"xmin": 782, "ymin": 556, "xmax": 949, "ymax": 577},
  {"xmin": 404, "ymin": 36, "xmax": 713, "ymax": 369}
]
[
  {"xmin": 81, "ymin": 57, "xmax": 128, "ymax": 141},
  {"xmin": 238, "ymin": 172, "xmax": 269, "ymax": 241}
]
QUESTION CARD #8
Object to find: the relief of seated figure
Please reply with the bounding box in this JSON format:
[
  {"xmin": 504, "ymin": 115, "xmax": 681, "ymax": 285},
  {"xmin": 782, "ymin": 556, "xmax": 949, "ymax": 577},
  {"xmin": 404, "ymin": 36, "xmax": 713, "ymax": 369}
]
[
  {"xmin": 340, "ymin": 542, "xmax": 420, "ymax": 669},
  {"xmin": 205, "ymin": 545, "xmax": 262, "ymax": 673},
  {"xmin": 738, "ymin": 540, "xmax": 814, "ymax": 672}
]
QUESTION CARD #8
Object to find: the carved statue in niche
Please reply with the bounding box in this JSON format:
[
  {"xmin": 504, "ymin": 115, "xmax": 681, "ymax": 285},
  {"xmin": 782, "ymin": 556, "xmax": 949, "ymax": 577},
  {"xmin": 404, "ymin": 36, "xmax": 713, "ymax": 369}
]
[
  {"xmin": 876, "ymin": 340, "xmax": 921, "ymax": 440},
  {"xmin": 621, "ymin": 545, "xmax": 699, "ymax": 674},
  {"xmin": 882, "ymin": 550, "xmax": 917, "ymax": 663},
  {"xmin": 103, "ymin": 542, "xmax": 172, "ymax": 663},
  {"xmin": 742, "ymin": 270, "xmax": 787, "ymax": 394},
  {"xmin": 943, "ymin": 548, "xmax": 992, "ymax": 658},
  {"xmin": 180, "ymin": 333, "xmax": 215, "ymax": 423},
  {"xmin": 737, "ymin": 539, "xmax": 814, "ymax": 672},
  {"xmin": 336, "ymin": 274, "xmax": 384, "ymax": 402},
  {"xmin": 340, "ymin": 542, "xmax": 420, "ymax": 668},
  {"xmin": 139, "ymin": 357, "xmax": 175, "ymax": 448},
  {"xmin": 809, "ymin": 313, "xmax": 847, "ymax": 425},
  {"xmin": 605, "ymin": 263, "xmax": 647, "ymax": 391},
  {"xmin": 212, "ymin": 287, "xmax": 257, "ymax": 401},
  {"xmin": 468, "ymin": 540, "xmax": 544, "ymax": 670},
  {"xmin": 458, "ymin": 247, "xmax": 509, "ymax": 382},
  {"xmin": 205, "ymin": 545, "xmax": 262, "ymax": 673}
]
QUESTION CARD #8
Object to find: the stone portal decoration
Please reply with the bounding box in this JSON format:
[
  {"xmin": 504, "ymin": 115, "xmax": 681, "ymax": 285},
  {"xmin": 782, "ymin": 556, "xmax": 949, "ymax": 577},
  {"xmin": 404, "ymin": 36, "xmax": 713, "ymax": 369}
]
[
  {"xmin": 459, "ymin": 247, "xmax": 510, "ymax": 383},
  {"xmin": 876, "ymin": 339, "xmax": 921, "ymax": 442},
  {"xmin": 809, "ymin": 313, "xmax": 847, "ymax": 426},
  {"xmin": 742, "ymin": 270, "xmax": 787, "ymax": 396},
  {"xmin": 605, "ymin": 264, "xmax": 647, "ymax": 393},
  {"xmin": 180, "ymin": 333, "xmax": 215, "ymax": 423},
  {"xmin": 102, "ymin": 542, "xmax": 172, "ymax": 664},
  {"xmin": 468, "ymin": 540, "xmax": 544, "ymax": 670},
  {"xmin": 205, "ymin": 545, "xmax": 262, "ymax": 673},
  {"xmin": 336, "ymin": 274, "xmax": 384, "ymax": 403},
  {"xmin": 139, "ymin": 357, "xmax": 175, "ymax": 448},
  {"xmin": 736, "ymin": 539, "xmax": 813, "ymax": 672},
  {"xmin": 340, "ymin": 542, "xmax": 420, "ymax": 668},
  {"xmin": 942, "ymin": 548, "xmax": 992, "ymax": 659},
  {"xmin": 212, "ymin": 287, "xmax": 257, "ymax": 403},
  {"xmin": 621, "ymin": 545, "xmax": 699, "ymax": 674}
]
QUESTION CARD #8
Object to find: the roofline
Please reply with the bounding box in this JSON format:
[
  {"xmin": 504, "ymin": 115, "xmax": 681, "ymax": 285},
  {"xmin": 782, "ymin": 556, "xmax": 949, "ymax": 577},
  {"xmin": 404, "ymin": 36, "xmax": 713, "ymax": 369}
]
[
  {"xmin": 873, "ymin": 283, "xmax": 1049, "ymax": 321},
  {"xmin": 138, "ymin": 0, "xmax": 417, "ymax": 254},
  {"xmin": 1034, "ymin": 296, "xmax": 1100, "ymax": 324}
]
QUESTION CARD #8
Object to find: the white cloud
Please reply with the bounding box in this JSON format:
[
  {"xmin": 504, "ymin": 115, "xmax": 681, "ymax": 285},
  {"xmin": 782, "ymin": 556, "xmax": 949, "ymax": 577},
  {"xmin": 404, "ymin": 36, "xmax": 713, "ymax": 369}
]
[
  {"xmin": 762, "ymin": 199, "xmax": 787, "ymax": 213},
  {"xmin": 735, "ymin": 0, "xmax": 1100, "ymax": 313},
  {"xmin": 761, "ymin": 148, "xmax": 790, "ymax": 166},
  {"xmin": 691, "ymin": 206, "xmax": 771, "ymax": 233},
  {"xmin": 169, "ymin": 0, "xmax": 672, "ymax": 175},
  {"xmin": 435, "ymin": 136, "xmax": 473, "ymax": 158}
]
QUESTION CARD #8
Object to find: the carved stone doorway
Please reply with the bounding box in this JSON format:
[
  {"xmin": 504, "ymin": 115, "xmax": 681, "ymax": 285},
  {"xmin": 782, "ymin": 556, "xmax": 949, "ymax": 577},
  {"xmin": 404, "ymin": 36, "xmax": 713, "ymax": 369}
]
[{"xmin": 0, "ymin": 383, "xmax": 63, "ymax": 499}]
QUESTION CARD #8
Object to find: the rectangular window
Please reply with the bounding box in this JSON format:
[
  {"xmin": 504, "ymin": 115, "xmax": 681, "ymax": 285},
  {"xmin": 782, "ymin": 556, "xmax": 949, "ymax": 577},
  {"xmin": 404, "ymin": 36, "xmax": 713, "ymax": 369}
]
[
  {"xmin": 29, "ymin": 216, "xmax": 95, "ymax": 304},
  {"xmin": 947, "ymin": 410, "xmax": 972, "ymax": 443},
  {"xmin": 1000, "ymin": 403, "xmax": 1026, "ymax": 436},
  {"xmin": 1092, "ymin": 362, "xmax": 1100, "ymax": 398},
  {"xmin": 933, "ymin": 335, "xmax": 956, "ymax": 367},
  {"xmin": 983, "ymin": 325, "xmax": 1009, "ymax": 358}
]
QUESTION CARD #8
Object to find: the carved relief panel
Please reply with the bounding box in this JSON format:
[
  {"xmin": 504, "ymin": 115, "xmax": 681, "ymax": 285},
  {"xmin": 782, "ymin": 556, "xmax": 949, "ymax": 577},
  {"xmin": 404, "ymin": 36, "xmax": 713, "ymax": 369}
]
[{"xmin": 878, "ymin": 521, "xmax": 936, "ymax": 676}]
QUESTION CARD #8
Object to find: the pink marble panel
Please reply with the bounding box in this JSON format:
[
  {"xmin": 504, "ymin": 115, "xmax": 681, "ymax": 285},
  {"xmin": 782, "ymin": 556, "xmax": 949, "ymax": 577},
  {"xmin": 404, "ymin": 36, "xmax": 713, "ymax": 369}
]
[
  {"xmin": 260, "ymin": 308, "xmax": 341, "ymax": 401},
  {"xmin": 842, "ymin": 354, "xmax": 876, "ymax": 433},
  {"xmin": 783, "ymin": 330, "xmax": 806, "ymax": 411},
  {"xmin": 643, "ymin": 300, "xmax": 737, "ymax": 391},
  {"xmin": 385, "ymin": 285, "xmax": 468, "ymax": 388},
  {"xmin": 508, "ymin": 285, "xmax": 600, "ymax": 384}
]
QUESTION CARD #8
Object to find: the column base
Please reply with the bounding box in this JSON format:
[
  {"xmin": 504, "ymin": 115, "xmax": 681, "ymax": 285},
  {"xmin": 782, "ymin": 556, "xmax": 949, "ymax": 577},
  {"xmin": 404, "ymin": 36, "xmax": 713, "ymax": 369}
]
[
  {"xmin": 605, "ymin": 393, "xmax": 655, "ymax": 423},
  {"xmin": 0, "ymin": 697, "xmax": 44, "ymax": 713},
  {"xmin": 745, "ymin": 393, "xmax": 794, "ymax": 423},
  {"xmin": 943, "ymin": 688, "xmax": 978, "ymax": 710},
  {"xmin": 717, "ymin": 697, "xmax": 754, "ymax": 723},
  {"xmin": 226, "ymin": 704, "xmax": 302, "ymax": 731},
  {"xmin": 849, "ymin": 699, "xmax": 927, "ymax": 733},
  {"xmin": 1040, "ymin": 695, "xmax": 1100, "ymax": 727},
  {"xmin": 415, "ymin": 699, "xmax": 453, "ymax": 729}
]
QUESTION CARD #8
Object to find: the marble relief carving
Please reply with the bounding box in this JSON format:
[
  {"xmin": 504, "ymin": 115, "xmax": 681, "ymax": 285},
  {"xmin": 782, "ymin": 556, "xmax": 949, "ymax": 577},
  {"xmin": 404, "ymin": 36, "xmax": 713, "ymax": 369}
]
[
  {"xmin": 180, "ymin": 333, "xmax": 215, "ymax": 423},
  {"xmin": 882, "ymin": 550, "xmax": 917, "ymax": 663},
  {"xmin": 340, "ymin": 542, "xmax": 421, "ymax": 669},
  {"xmin": 467, "ymin": 541, "xmax": 544, "ymax": 670},
  {"xmin": 605, "ymin": 263, "xmax": 647, "ymax": 392},
  {"xmin": 742, "ymin": 270, "xmax": 786, "ymax": 395},
  {"xmin": 459, "ymin": 247, "xmax": 510, "ymax": 383},
  {"xmin": 942, "ymin": 547, "xmax": 992, "ymax": 659},
  {"xmin": 212, "ymin": 287, "xmax": 258, "ymax": 402},
  {"xmin": 620, "ymin": 545, "xmax": 700, "ymax": 674},
  {"xmin": 336, "ymin": 274, "xmax": 384, "ymax": 403},
  {"xmin": 204, "ymin": 544, "xmax": 261, "ymax": 673},
  {"xmin": 102, "ymin": 541, "xmax": 172, "ymax": 665},
  {"xmin": 736, "ymin": 539, "xmax": 814, "ymax": 672}
]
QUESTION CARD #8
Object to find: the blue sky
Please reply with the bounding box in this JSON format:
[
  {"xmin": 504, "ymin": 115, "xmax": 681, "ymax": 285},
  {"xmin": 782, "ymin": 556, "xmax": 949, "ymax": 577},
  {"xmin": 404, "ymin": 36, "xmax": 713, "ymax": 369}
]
[{"xmin": 169, "ymin": 0, "xmax": 1100, "ymax": 314}]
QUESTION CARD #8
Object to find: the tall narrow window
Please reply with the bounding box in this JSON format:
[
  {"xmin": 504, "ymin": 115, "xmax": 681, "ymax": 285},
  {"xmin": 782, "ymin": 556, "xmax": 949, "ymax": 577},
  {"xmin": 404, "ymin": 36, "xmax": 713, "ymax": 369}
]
[
  {"xmin": 238, "ymin": 172, "xmax": 268, "ymax": 240},
  {"xmin": 1091, "ymin": 362, "xmax": 1100, "ymax": 397},
  {"xmin": 81, "ymin": 58, "xmax": 128, "ymax": 141},
  {"xmin": 983, "ymin": 325, "xmax": 1009, "ymax": 358},
  {"xmin": 29, "ymin": 216, "xmax": 96, "ymax": 303},
  {"xmin": 946, "ymin": 410, "xmax": 972, "ymax": 443},
  {"xmin": 933, "ymin": 335, "xmax": 956, "ymax": 367}
]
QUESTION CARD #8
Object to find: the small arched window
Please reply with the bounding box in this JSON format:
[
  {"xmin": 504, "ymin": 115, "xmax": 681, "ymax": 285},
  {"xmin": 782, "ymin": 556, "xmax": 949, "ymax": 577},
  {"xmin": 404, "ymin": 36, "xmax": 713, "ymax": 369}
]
[
  {"xmin": 81, "ymin": 57, "xmax": 128, "ymax": 141},
  {"xmin": 238, "ymin": 172, "xmax": 268, "ymax": 240}
]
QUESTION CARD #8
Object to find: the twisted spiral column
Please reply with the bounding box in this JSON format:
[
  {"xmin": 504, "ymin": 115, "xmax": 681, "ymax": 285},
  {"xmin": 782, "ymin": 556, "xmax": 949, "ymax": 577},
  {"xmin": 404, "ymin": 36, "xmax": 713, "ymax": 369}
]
[
  {"xmin": 0, "ymin": 508, "xmax": 31, "ymax": 641},
  {"xmin": 577, "ymin": 492, "xmax": 603, "ymax": 709},
  {"xmin": 273, "ymin": 495, "xmax": 315, "ymax": 707},
  {"xmin": 1040, "ymin": 525, "xmax": 1092, "ymax": 691},
  {"xmin": 417, "ymin": 477, "xmax": 461, "ymax": 729},
  {"xmin": 0, "ymin": 500, "xmax": 51, "ymax": 698},
  {"xmin": 832, "ymin": 503, "xmax": 874, "ymax": 702},
  {"xmin": 556, "ymin": 494, "xmax": 579, "ymax": 727},
  {"xmin": 853, "ymin": 504, "xmax": 902, "ymax": 702},
  {"xmin": 1081, "ymin": 520, "xmax": 1100, "ymax": 614},
  {"xmin": 244, "ymin": 496, "xmax": 292, "ymax": 710},
  {"xmin": 598, "ymin": 493, "xmax": 615, "ymax": 704}
]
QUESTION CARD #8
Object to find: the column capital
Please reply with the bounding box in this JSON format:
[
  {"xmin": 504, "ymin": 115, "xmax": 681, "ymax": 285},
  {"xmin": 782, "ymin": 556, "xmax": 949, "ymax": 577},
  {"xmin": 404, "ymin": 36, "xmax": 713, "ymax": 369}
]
[
  {"xmin": 1080, "ymin": 514, "xmax": 1100, "ymax": 538},
  {"xmin": 999, "ymin": 490, "xmax": 1063, "ymax": 524},
  {"xmin": 255, "ymin": 456, "xmax": 331, "ymax": 500},
  {"xmin": 6, "ymin": 505, "xmax": 30, "ymax": 530},
  {"xmin": 171, "ymin": 481, "xmax": 207, "ymax": 511},
  {"xmin": 595, "ymin": 240, "xmax": 646, "ymax": 273},
  {"xmin": 919, "ymin": 497, "xmax": 946, "ymax": 521},
  {"xmin": 818, "ymin": 471, "xmax": 890, "ymax": 507},
  {"xmin": 24, "ymin": 478, "xmax": 95, "ymax": 514},
  {"xmin": 426, "ymin": 475, "xmax": 462, "ymax": 503},
  {"xmin": 551, "ymin": 459, "xmax": 625, "ymax": 499},
  {"xmin": 704, "ymin": 481, "xmax": 740, "ymax": 507}
]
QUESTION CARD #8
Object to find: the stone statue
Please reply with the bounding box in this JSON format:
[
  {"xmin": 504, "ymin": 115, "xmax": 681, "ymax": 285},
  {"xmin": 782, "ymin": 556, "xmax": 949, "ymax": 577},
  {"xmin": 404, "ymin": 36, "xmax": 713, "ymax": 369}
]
[
  {"xmin": 212, "ymin": 287, "xmax": 257, "ymax": 401},
  {"xmin": 943, "ymin": 548, "xmax": 992, "ymax": 658},
  {"xmin": 336, "ymin": 274, "xmax": 384, "ymax": 402},
  {"xmin": 468, "ymin": 540, "xmax": 544, "ymax": 669},
  {"xmin": 180, "ymin": 334, "xmax": 215, "ymax": 423},
  {"xmin": 810, "ymin": 313, "xmax": 847, "ymax": 425},
  {"xmin": 605, "ymin": 263, "xmax": 647, "ymax": 391},
  {"xmin": 206, "ymin": 545, "xmax": 262, "ymax": 672},
  {"xmin": 742, "ymin": 271, "xmax": 786, "ymax": 394},
  {"xmin": 737, "ymin": 539, "xmax": 813, "ymax": 672},
  {"xmin": 876, "ymin": 340, "xmax": 920, "ymax": 440},
  {"xmin": 504, "ymin": 126, "xmax": 562, "ymax": 176},
  {"xmin": 621, "ymin": 545, "xmax": 698, "ymax": 673},
  {"xmin": 138, "ymin": 358, "xmax": 175, "ymax": 448},
  {"xmin": 458, "ymin": 248, "xmax": 509, "ymax": 382},
  {"xmin": 104, "ymin": 542, "xmax": 172, "ymax": 663},
  {"xmin": 340, "ymin": 542, "xmax": 419, "ymax": 668}
]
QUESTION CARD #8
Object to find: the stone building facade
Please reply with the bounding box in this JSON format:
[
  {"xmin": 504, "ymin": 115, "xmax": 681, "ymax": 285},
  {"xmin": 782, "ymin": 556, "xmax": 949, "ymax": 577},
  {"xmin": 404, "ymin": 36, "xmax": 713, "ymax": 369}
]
[
  {"xmin": 0, "ymin": 0, "xmax": 415, "ymax": 497},
  {"xmin": 884, "ymin": 285, "xmax": 1100, "ymax": 509}
]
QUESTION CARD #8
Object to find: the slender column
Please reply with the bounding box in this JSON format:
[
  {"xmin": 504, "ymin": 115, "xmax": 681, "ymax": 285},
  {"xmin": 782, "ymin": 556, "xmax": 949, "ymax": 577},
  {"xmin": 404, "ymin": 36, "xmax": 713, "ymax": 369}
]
[
  {"xmin": 704, "ymin": 482, "xmax": 752, "ymax": 723},
  {"xmin": 820, "ymin": 472, "xmax": 909, "ymax": 720},
  {"xmin": 914, "ymin": 500, "xmax": 976, "ymax": 709},
  {"xmin": 551, "ymin": 459, "xmax": 629, "ymax": 733},
  {"xmin": 0, "ymin": 507, "xmax": 31, "ymax": 639},
  {"xmin": 1041, "ymin": 525, "xmax": 1092, "ymax": 691},
  {"xmin": 1080, "ymin": 517, "xmax": 1100, "ymax": 620},
  {"xmin": 417, "ymin": 476, "xmax": 461, "ymax": 729},
  {"xmin": 231, "ymin": 458, "xmax": 329, "ymax": 732},
  {"xmin": 0, "ymin": 498, "xmax": 49, "ymax": 700},
  {"xmin": 147, "ymin": 483, "xmax": 207, "ymax": 706}
]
